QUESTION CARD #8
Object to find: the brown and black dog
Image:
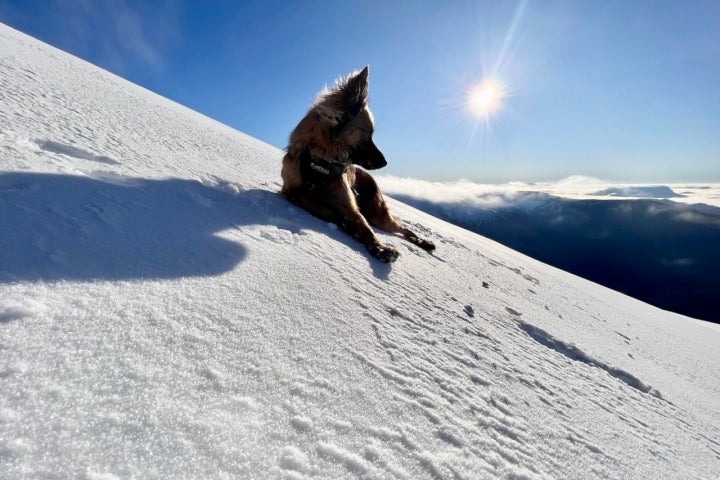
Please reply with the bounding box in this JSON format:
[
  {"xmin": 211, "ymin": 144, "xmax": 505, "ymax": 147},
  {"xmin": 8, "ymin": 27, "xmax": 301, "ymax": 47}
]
[{"xmin": 281, "ymin": 66, "xmax": 435, "ymax": 262}]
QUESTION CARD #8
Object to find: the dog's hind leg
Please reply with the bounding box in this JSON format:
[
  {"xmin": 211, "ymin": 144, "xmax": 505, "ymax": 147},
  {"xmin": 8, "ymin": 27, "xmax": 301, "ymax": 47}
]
[{"xmin": 354, "ymin": 169, "xmax": 436, "ymax": 252}]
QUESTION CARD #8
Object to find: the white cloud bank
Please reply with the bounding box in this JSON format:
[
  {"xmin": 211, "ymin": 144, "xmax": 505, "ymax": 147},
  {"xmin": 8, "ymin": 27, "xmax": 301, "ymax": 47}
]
[
  {"xmin": 376, "ymin": 176, "xmax": 527, "ymax": 209},
  {"xmin": 378, "ymin": 175, "xmax": 720, "ymax": 209}
]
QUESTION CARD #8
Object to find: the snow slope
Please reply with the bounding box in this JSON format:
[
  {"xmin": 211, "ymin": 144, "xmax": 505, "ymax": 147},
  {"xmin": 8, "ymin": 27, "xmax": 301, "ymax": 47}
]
[{"xmin": 1, "ymin": 23, "xmax": 719, "ymax": 479}]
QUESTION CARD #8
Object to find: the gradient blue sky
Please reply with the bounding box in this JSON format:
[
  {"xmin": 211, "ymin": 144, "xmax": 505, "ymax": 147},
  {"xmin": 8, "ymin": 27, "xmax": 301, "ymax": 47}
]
[{"xmin": 2, "ymin": 0, "xmax": 718, "ymax": 183}]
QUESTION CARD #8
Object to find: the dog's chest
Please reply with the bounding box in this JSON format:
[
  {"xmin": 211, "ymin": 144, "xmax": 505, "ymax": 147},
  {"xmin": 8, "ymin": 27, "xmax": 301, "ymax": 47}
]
[{"xmin": 300, "ymin": 156, "xmax": 348, "ymax": 194}]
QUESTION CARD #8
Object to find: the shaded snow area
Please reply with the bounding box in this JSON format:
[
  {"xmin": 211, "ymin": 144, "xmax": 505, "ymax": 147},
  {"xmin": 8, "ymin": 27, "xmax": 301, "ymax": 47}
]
[{"xmin": 1, "ymin": 23, "xmax": 719, "ymax": 480}]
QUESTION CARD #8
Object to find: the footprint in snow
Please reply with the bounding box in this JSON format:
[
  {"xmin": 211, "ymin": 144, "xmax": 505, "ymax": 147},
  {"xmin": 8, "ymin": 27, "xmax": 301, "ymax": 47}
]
[
  {"xmin": 290, "ymin": 415, "xmax": 313, "ymax": 432},
  {"xmin": 278, "ymin": 446, "xmax": 310, "ymax": 473}
]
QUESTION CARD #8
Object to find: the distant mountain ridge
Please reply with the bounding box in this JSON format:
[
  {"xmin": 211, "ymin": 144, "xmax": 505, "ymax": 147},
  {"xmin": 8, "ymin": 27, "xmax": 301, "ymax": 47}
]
[
  {"xmin": 391, "ymin": 192, "xmax": 720, "ymax": 323},
  {"xmin": 590, "ymin": 185, "xmax": 685, "ymax": 198}
]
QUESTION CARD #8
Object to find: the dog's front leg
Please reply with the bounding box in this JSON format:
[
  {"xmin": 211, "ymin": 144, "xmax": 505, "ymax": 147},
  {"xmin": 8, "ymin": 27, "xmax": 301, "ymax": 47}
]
[
  {"xmin": 331, "ymin": 179, "xmax": 400, "ymax": 263},
  {"xmin": 353, "ymin": 169, "xmax": 436, "ymax": 252},
  {"xmin": 340, "ymin": 210, "xmax": 400, "ymax": 263}
]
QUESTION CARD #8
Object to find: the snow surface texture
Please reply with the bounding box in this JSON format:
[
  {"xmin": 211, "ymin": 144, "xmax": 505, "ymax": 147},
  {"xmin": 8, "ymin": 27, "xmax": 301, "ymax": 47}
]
[{"xmin": 1, "ymin": 23, "xmax": 719, "ymax": 479}]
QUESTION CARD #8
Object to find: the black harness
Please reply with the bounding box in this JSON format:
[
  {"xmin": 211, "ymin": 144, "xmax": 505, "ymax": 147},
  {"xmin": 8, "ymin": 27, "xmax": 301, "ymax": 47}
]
[{"xmin": 300, "ymin": 151, "xmax": 351, "ymax": 197}]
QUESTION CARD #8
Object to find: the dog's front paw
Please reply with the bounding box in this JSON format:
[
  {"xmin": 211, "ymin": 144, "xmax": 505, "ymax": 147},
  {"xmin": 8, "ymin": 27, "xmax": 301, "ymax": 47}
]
[
  {"xmin": 406, "ymin": 234, "xmax": 436, "ymax": 252},
  {"xmin": 368, "ymin": 243, "xmax": 400, "ymax": 263},
  {"xmin": 415, "ymin": 238, "xmax": 436, "ymax": 252}
]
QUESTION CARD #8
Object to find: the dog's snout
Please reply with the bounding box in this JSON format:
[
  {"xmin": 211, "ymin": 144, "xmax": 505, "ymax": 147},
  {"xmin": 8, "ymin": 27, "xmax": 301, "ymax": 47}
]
[
  {"xmin": 355, "ymin": 140, "xmax": 387, "ymax": 170},
  {"xmin": 373, "ymin": 156, "xmax": 388, "ymax": 169}
]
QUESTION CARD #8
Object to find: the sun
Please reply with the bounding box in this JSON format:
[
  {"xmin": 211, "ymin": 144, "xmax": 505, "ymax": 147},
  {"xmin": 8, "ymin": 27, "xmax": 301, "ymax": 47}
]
[{"xmin": 467, "ymin": 79, "xmax": 504, "ymax": 118}]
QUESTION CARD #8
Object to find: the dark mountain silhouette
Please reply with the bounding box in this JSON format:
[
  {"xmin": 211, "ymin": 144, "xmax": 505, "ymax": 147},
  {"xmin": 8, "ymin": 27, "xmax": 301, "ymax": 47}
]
[{"xmin": 392, "ymin": 193, "xmax": 720, "ymax": 323}]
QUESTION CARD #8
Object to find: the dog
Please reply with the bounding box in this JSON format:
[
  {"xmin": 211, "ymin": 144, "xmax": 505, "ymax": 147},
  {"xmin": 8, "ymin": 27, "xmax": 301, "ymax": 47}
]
[{"xmin": 281, "ymin": 66, "xmax": 435, "ymax": 263}]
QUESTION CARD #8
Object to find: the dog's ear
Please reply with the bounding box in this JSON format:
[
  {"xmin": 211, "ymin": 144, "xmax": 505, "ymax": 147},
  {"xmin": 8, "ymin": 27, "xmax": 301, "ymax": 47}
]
[
  {"xmin": 312, "ymin": 66, "xmax": 370, "ymax": 126},
  {"xmin": 344, "ymin": 66, "xmax": 369, "ymax": 112}
]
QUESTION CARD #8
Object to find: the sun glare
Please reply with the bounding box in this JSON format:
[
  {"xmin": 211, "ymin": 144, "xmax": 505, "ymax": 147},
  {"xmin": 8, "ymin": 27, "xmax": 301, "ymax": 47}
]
[{"xmin": 467, "ymin": 79, "xmax": 504, "ymax": 118}]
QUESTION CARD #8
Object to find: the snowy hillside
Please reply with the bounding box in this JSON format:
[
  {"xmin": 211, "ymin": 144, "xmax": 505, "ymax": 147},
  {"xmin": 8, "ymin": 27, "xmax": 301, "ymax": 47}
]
[{"xmin": 1, "ymin": 23, "xmax": 719, "ymax": 480}]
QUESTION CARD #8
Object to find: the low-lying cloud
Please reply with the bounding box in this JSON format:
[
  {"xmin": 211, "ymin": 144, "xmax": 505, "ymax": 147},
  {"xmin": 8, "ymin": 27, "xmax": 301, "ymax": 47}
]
[
  {"xmin": 377, "ymin": 176, "xmax": 523, "ymax": 209},
  {"xmin": 378, "ymin": 175, "xmax": 720, "ymax": 209}
]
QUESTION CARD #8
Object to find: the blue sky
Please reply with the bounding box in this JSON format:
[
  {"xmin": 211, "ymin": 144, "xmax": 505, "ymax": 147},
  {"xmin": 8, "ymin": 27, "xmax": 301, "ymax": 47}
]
[{"xmin": 2, "ymin": 0, "xmax": 718, "ymax": 183}]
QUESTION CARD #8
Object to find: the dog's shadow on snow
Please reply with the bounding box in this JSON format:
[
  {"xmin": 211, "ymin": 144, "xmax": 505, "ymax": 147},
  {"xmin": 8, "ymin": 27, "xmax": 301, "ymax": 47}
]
[{"xmin": 0, "ymin": 172, "xmax": 391, "ymax": 283}]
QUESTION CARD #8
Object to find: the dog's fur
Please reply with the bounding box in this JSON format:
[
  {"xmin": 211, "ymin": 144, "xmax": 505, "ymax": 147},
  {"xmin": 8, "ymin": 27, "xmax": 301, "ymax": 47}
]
[{"xmin": 281, "ymin": 66, "xmax": 435, "ymax": 262}]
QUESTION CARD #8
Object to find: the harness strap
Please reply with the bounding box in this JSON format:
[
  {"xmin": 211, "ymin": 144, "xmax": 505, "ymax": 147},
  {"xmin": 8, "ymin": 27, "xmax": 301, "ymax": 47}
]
[{"xmin": 300, "ymin": 151, "xmax": 351, "ymax": 196}]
